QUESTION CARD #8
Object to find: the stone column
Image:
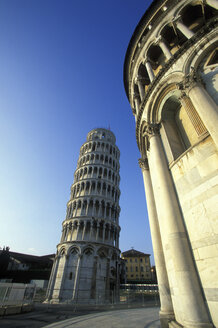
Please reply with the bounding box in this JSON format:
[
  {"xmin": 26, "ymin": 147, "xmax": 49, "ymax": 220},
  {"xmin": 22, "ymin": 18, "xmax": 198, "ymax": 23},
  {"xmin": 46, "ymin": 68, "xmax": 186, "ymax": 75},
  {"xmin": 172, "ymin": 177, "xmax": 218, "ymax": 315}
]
[
  {"xmin": 86, "ymin": 201, "xmax": 89, "ymax": 215},
  {"xmin": 111, "ymin": 229, "xmax": 114, "ymax": 246},
  {"xmin": 46, "ymin": 255, "xmax": 60, "ymax": 301},
  {"xmin": 82, "ymin": 221, "xmax": 87, "ymax": 241},
  {"xmin": 66, "ymin": 206, "xmax": 70, "ymax": 219},
  {"xmin": 67, "ymin": 223, "xmax": 72, "ymax": 241},
  {"xmin": 76, "ymin": 222, "xmax": 80, "ymax": 240},
  {"xmin": 70, "ymin": 224, "xmax": 75, "ymax": 241},
  {"xmin": 90, "ymin": 222, "xmax": 93, "ymax": 241},
  {"xmin": 109, "ymin": 206, "xmax": 112, "ymax": 219},
  {"xmin": 146, "ymin": 124, "xmax": 212, "ymax": 328},
  {"xmin": 135, "ymin": 76, "xmax": 145, "ymax": 101},
  {"xmin": 158, "ymin": 38, "xmax": 172, "ymax": 60},
  {"xmin": 91, "ymin": 202, "xmax": 95, "ymax": 216},
  {"xmin": 138, "ymin": 157, "xmax": 174, "ymax": 327},
  {"xmin": 65, "ymin": 225, "xmax": 69, "ymax": 242},
  {"xmin": 176, "ymin": 21, "xmax": 195, "ymax": 39},
  {"xmin": 134, "ymin": 94, "xmax": 140, "ymax": 115},
  {"xmin": 178, "ymin": 70, "xmax": 218, "ymax": 148},
  {"xmin": 75, "ymin": 202, "xmax": 79, "ymax": 217},
  {"xmin": 144, "ymin": 60, "xmax": 155, "ymax": 82},
  {"xmin": 98, "ymin": 202, "xmax": 102, "ymax": 217},
  {"xmin": 96, "ymin": 222, "xmax": 100, "ymax": 241},
  {"xmin": 89, "ymin": 182, "xmax": 92, "ymax": 194},
  {"xmin": 206, "ymin": 0, "xmax": 218, "ymax": 9},
  {"xmin": 103, "ymin": 223, "xmax": 106, "ymax": 242},
  {"xmin": 72, "ymin": 254, "xmax": 82, "ymax": 301}
]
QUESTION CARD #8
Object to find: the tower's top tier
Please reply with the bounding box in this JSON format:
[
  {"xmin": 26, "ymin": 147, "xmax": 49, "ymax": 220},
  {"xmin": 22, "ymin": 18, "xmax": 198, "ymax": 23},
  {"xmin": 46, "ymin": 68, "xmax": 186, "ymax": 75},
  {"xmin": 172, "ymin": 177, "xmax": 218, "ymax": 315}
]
[{"xmin": 87, "ymin": 128, "xmax": 116, "ymax": 144}]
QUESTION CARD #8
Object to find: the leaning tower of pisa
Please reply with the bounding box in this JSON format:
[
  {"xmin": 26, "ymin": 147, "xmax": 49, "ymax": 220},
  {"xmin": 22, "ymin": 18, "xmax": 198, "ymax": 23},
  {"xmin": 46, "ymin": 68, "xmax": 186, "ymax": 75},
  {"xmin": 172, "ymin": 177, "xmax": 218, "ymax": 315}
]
[{"xmin": 46, "ymin": 128, "xmax": 121, "ymax": 304}]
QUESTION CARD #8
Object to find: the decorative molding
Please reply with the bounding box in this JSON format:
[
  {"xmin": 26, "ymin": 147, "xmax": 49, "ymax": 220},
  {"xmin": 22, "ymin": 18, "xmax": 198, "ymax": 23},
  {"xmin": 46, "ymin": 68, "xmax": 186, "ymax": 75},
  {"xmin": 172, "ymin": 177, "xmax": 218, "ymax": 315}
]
[
  {"xmin": 144, "ymin": 123, "xmax": 160, "ymax": 138},
  {"xmin": 177, "ymin": 68, "xmax": 204, "ymax": 93},
  {"xmin": 133, "ymin": 18, "xmax": 217, "ymax": 149},
  {"xmin": 138, "ymin": 158, "xmax": 149, "ymax": 170}
]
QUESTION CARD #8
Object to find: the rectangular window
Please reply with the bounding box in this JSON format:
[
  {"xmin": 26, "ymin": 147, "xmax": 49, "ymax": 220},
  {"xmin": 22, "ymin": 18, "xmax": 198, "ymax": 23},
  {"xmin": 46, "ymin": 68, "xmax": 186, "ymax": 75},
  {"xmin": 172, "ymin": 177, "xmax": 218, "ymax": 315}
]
[
  {"xmin": 141, "ymin": 267, "xmax": 144, "ymax": 272},
  {"xmin": 136, "ymin": 267, "xmax": 138, "ymax": 272}
]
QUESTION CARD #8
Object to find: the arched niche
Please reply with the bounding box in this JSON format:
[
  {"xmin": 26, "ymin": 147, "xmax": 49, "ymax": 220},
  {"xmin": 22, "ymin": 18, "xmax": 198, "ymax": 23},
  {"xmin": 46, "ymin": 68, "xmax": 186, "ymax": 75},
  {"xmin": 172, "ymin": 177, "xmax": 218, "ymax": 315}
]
[{"xmin": 160, "ymin": 91, "xmax": 206, "ymax": 163}]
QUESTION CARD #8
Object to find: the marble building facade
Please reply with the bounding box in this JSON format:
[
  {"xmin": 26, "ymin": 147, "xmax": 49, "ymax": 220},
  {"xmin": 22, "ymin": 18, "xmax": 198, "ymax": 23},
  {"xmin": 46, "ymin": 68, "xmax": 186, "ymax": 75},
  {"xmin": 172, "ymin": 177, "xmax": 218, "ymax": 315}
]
[
  {"xmin": 124, "ymin": 1, "xmax": 218, "ymax": 327},
  {"xmin": 46, "ymin": 128, "xmax": 121, "ymax": 304}
]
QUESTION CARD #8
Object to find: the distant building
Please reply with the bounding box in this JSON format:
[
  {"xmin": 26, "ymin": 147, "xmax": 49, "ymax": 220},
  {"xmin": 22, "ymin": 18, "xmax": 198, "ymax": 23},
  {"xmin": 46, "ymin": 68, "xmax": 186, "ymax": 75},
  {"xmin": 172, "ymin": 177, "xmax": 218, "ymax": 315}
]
[
  {"xmin": 121, "ymin": 249, "xmax": 151, "ymax": 283},
  {"xmin": 0, "ymin": 249, "xmax": 54, "ymax": 288}
]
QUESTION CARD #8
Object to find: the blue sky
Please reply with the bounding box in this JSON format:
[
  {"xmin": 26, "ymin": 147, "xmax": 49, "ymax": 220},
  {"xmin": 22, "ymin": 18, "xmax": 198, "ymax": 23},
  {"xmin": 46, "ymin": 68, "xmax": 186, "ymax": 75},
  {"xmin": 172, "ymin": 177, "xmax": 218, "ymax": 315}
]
[{"xmin": 0, "ymin": 0, "xmax": 154, "ymax": 263}]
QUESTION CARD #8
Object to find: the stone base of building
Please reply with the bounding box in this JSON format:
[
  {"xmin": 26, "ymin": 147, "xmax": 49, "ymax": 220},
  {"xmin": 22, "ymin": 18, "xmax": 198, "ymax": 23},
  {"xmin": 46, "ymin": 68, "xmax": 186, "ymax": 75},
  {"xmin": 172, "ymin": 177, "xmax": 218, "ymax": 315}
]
[
  {"xmin": 169, "ymin": 321, "xmax": 183, "ymax": 328},
  {"xmin": 159, "ymin": 311, "xmax": 175, "ymax": 328},
  {"xmin": 169, "ymin": 320, "xmax": 213, "ymax": 328}
]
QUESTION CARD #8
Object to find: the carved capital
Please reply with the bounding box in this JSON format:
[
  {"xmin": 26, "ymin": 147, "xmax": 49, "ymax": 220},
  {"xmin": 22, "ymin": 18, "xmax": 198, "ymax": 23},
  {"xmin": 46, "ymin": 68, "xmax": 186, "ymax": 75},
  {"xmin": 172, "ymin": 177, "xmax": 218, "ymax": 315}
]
[
  {"xmin": 134, "ymin": 75, "xmax": 146, "ymax": 84},
  {"xmin": 138, "ymin": 158, "xmax": 149, "ymax": 170},
  {"xmin": 133, "ymin": 92, "xmax": 140, "ymax": 100},
  {"xmin": 177, "ymin": 68, "xmax": 204, "ymax": 94},
  {"xmin": 155, "ymin": 35, "xmax": 164, "ymax": 45},
  {"xmin": 144, "ymin": 123, "xmax": 160, "ymax": 138}
]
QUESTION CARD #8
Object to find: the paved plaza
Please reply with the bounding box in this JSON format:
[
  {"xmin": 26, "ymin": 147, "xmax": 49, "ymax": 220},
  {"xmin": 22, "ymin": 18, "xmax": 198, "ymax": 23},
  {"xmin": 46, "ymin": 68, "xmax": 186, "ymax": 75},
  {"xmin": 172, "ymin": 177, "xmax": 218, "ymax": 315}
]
[{"xmin": 0, "ymin": 306, "xmax": 160, "ymax": 328}]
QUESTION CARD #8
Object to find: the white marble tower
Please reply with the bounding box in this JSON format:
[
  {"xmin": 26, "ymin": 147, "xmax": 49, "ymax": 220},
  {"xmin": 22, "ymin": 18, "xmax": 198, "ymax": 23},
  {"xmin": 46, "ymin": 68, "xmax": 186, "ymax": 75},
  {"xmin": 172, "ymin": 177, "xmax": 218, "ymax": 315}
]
[
  {"xmin": 46, "ymin": 128, "xmax": 121, "ymax": 304},
  {"xmin": 124, "ymin": 0, "xmax": 218, "ymax": 327}
]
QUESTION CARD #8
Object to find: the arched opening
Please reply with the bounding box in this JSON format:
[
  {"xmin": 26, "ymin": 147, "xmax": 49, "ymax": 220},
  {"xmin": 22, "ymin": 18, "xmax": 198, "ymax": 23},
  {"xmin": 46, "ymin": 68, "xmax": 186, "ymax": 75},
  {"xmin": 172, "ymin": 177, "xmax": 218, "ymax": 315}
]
[
  {"xmin": 88, "ymin": 167, "xmax": 92, "ymax": 177},
  {"xmin": 161, "ymin": 94, "xmax": 206, "ymax": 162},
  {"xmin": 92, "ymin": 142, "xmax": 96, "ymax": 151},
  {"xmin": 91, "ymin": 182, "xmax": 96, "ymax": 193},
  {"xmin": 97, "ymin": 182, "xmax": 101, "ymax": 193},
  {"xmin": 95, "ymin": 200, "xmax": 100, "ymax": 216},
  {"xmin": 180, "ymin": 4, "xmax": 205, "ymax": 33},
  {"xmin": 147, "ymin": 44, "xmax": 164, "ymax": 75},
  {"xmin": 101, "ymin": 200, "xmax": 105, "ymax": 217},
  {"xmin": 102, "ymin": 182, "xmax": 106, "ymax": 196},
  {"xmin": 160, "ymin": 24, "xmax": 183, "ymax": 54},
  {"xmin": 85, "ymin": 181, "xmax": 90, "ymax": 195},
  {"xmin": 77, "ymin": 200, "xmax": 82, "ymax": 216},
  {"xmin": 93, "ymin": 167, "xmax": 97, "ymax": 177}
]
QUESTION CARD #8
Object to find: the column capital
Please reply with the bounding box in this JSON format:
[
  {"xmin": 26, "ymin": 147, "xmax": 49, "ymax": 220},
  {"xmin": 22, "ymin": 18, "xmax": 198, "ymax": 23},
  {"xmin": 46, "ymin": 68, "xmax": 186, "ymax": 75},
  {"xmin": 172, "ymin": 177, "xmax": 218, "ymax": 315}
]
[
  {"xmin": 133, "ymin": 92, "xmax": 140, "ymax": 100},
  {"xmin": 134, "ymin": 75, "xmax": 143, "ymax": 84},
  {"xmin": 155, "ymin": 35, "xmax": 164, "ymax": 45},
  {"xmin": 138, "ymin": 158, "xmax": 149, "ymax": 171},
  {"xmin": 177, "ymin": 68, "xmax": 204, "ymax": 94},
  {"xmin": 144, "ymin": 123, "xmax": 160, "ymax": 139},
  {"xmin": 143, "ymin": 58, "xmax": 150, "ymax": 65}
]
